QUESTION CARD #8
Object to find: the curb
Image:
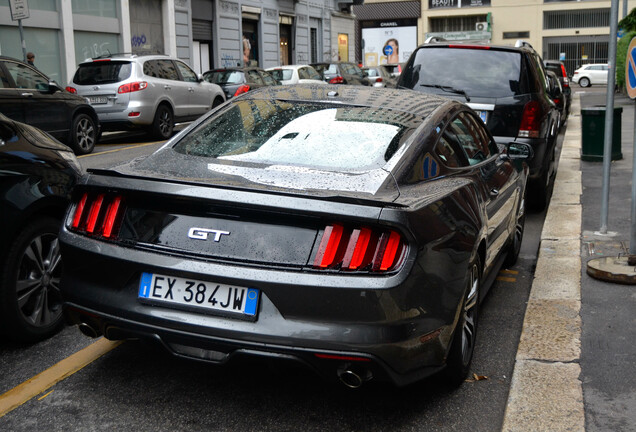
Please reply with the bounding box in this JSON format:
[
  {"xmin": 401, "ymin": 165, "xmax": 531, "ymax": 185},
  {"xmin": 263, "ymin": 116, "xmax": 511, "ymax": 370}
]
[{"xmin": 502, "ymin": 95, "xmax": 585, "ymax": 432}]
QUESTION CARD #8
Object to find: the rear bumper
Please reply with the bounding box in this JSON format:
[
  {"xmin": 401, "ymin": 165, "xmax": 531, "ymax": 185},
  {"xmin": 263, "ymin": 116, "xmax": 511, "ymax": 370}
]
[{"xmin": 64, "ymin": 303, "xmax": 445, "ymax": 387}]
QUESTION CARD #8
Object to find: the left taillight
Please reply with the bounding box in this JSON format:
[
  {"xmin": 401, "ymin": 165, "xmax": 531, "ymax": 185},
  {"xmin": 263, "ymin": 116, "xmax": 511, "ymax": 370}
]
[
  {"xmin": 312, "ymin": 223, "xmax": 406, "ymax": 273},
  {"xmin": 69, "ymin": 192, "xmax": 125, "ymax": 239},
  {"xmin": 518, "ymin": 100, "xmax": 542, "ymax": 139}
]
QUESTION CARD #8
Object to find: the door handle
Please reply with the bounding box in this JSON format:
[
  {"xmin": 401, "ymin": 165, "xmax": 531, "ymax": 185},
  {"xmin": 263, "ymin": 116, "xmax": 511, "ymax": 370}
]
[
  {"xmin": 490, "ymin": 188, "xmax": 499, "ymax": 197},
  {"xmin": 21, "ymin": 92, "xmax": 34, "ymax": 97},
  {"xmin": 164, "ymin": 85, "xmax": 171, "ymax": 90}
]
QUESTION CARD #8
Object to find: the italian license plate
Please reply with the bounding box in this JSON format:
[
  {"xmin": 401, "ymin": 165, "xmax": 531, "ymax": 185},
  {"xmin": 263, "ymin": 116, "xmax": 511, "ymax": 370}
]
[
  {"xmin": 138, "ymin": 272, "xmax": 259, "ymax": 319},
  {"xmin": 88, "ymin": 96, "xmax": 108, "ymax": 105},
  {"xmin": 476, "ymin": 110, "xmax": 488, "ymax": 123}
]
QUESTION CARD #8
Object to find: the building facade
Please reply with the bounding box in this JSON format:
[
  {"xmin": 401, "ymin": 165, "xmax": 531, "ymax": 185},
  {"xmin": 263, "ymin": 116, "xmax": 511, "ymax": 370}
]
[
  {"xmin": 354, "ymin": 0, "xmax": 629, "ymax": 75},
  {"xmin": 0, "ymin": 0, "xmax": 357, "ymax": 84}
]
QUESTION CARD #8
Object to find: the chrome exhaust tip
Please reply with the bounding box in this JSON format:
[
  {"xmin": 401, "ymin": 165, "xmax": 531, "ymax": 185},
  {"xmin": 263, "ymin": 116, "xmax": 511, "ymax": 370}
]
[
  {"xmin": 78, "ymin": 322, "xmax": 100, "ymax": 338},
  {"xmin": 337, "ymin": 365, "xmax": 373, "ymax": 389}
]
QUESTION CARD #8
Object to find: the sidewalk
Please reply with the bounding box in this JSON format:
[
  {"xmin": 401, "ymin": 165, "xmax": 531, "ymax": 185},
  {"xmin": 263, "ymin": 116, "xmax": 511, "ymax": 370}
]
[{"xmin": 502, "ymin": 91, "xmax": 636, "ymax": 432}]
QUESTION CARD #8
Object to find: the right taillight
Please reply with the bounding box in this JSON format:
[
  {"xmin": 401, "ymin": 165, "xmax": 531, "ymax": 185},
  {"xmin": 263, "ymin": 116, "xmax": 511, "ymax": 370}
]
[
  {"xmin": 560, "ymin": 64, "xmax": 570, "ymax": 87},
  {"xmin": 69, "ymin": 192, "xmax": 125, "ymax": 239},
  {"xmin": 234, "ymin": 84, "xmax": 250, "ymax": 96},
  {"xmin": 118, "ymin": 81, "xmax": 148, "ymax": 94},
  {"xmin": 312, "ymin": 224, "xmax": 406, "ymax": 273},
  {"xmin": 518, "ymin": 100, "xmax": 542, "ymax": 138}
]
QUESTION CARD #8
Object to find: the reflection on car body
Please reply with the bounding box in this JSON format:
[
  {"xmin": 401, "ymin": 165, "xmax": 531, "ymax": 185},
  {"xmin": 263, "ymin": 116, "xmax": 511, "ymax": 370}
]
[
  {"xmin": 0, "ymin": 113, "xmax": 82, "ymax": 342},
  {"xmin": 60, "ymin": 85, "xmax": 531, "ymax": 388}
]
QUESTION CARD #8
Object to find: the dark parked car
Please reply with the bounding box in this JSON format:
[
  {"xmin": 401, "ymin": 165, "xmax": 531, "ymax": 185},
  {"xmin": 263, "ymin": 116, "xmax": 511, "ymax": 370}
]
[
  {"xmin": 203, "ymin": 67, "xmax": 277, "ymax": 99},
  {"xmin": 0, "ymin": 113, "xmax": 81, "ymax": 342},
  {"xmin": 0, "ymin": 56, "xmax": 99, "ymax": 154},
  {"xmin": 544, "ymin": 60, "xmax": 571, "ymax": 118},
  {"xmin": 397, "ymin": 40, "xmax": 559, "ymax": 209},
  {"xmin": 310, "ymin": 62, "xmax": 370, "ymax": 85},
  {"xmin": 59, "ymin": 85, "xmax": 531, "ymax": 388},
  {"xmin": 546, "ymin": 71, "xmax": 565, "ymax": 129}
]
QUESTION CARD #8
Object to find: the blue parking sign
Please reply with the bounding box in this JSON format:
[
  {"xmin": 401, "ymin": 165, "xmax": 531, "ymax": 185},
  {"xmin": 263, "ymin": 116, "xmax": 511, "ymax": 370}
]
[{"xmin": 626, "ymin": 37, "xmax": 636, "ymax": 100}]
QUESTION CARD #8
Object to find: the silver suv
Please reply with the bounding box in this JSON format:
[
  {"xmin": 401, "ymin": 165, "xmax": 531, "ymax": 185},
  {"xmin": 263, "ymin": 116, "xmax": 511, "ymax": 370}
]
[{"xmin": 67, "ymin": 54, "xmax": 225, "ymax": 140}]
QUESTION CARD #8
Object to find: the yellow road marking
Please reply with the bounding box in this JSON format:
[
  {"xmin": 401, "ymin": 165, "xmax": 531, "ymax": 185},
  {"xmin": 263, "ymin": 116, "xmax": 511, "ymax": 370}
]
[
  {"xmin": 499, "ymin": 269, "xmax": 519, "ymax": 275},
  {"xmin": 496, "ymin": 276, "xmax": 517, "ymax": 283},
  {"xmin": 78, "ymin": 141, "xmax": 163, "ymax": 158},
  {"xmin": 0, "ymin": 338, "xmax": 123, "ymax": 417},
  {"xmin": 37, "ymin": 390, "xmax": 54, "ymax": 401}
]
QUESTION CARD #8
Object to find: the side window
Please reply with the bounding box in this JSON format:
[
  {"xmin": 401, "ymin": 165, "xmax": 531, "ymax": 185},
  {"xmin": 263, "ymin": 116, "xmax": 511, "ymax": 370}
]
[
  {"xmin": 175, "ymin": 61, "xmax": 198, "ymax": 82},
  {"xmin": 5, "ymin": 62, "xmax": 48, "ymax": 90},
  {"xmin": 298, "ymin": 68, "xmax": 309, "ymax": 80},
  {"xmin": 445, "ymin": 113, "xmax": 493, "ymax": 165},
  {"xmin": 434, "ymin": 136, "xmax": 462, "ymax": 168},
  {"xmin": 143, "ymin": 60, "xmax": 158, "ymax": 77},
  {"xmin": 149, "ymin": 60, "xmax": 179, "ymax": 80}
]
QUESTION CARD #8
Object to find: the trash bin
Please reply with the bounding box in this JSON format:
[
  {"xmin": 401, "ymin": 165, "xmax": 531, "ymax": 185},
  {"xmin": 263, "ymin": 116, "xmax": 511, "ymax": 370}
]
[{"xmin": 581, "ymin": 106, "xmax": 623, "ymax": 161}]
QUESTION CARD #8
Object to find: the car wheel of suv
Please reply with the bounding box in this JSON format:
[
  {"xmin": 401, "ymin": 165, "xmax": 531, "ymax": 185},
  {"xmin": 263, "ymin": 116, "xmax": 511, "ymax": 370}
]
[
  {"xmin": 0, "ymin": 216, "xmax": 64, "ymax": 342},
  {"xmin": 444, "ymin": 255, "xmax": 480, "ymax": 386},
  {"xmin": 69, "ymin": 113, "xmax": 97, "ymax": 155},
  {"xmin": 579, "ymin": 77, "xmax": 591, "ymax": 88},
  {"xmin": 151, "ymin": 104, "xmax": 174, "ymax": 140}
]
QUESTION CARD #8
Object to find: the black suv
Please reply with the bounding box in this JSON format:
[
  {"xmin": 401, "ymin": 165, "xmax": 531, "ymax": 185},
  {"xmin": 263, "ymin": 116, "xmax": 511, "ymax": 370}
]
[
  {"xmin": 0, "ymin": 56, "xmax": 99, "ymax": 154},
  {"xmin": 397, "ymin": 41, "xmax": 560, "ymax": 208}
]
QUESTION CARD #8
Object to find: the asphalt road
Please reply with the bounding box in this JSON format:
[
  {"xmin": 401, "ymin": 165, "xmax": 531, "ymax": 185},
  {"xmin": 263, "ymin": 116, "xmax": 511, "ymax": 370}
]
[{"xmin": 0, "ymin": 122, "xmax": 563, "ymax": 431}]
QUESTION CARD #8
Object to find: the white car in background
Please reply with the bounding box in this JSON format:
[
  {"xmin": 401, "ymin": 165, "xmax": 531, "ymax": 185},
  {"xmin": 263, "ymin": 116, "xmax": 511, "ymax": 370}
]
[
  {"xmin": 266, "ymin": 65, "xmax": 326, "ymax": 85},
  {"xmin": 571, "ymin": 63, "xmax": 609, "ymax": 88}
]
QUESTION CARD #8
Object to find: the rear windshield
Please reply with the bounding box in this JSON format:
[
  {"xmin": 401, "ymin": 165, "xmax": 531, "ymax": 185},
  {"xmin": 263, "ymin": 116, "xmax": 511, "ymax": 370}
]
[
  {"xmin": 545, "ymin": 64, "xmax": 562, "ymax": 76},
  {"xmin": 173, "ymin": 99, "xmax": 422, "ymax": 171},
  {"xmin": 73, "ymin": 61, "xmax": 132, "ymax": 85},
  {"xmin": 205, "ymin": 71, "xmax": 245, "ymax": 84},
  {"xmin": 400, "ymin": 48, "xmax": 526, "ymax": 98}
]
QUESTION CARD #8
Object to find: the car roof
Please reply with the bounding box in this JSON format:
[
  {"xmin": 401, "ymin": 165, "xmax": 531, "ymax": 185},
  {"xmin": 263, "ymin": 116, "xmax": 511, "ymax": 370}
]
[
  {"xmin": 236, "ymin": 84, "xmax": 454, "ymax": 119},
  {"xmin": 418, "ymin": 39, "xmax": 538, "ymax": 55},
  {"xmin": 79, "ymin": 53, "xmax": 173, "ymax": 64}
]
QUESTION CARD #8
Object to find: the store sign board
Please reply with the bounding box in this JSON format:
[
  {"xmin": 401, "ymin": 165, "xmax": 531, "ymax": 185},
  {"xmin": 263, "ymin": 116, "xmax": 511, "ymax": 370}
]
[
  {"xmin": 429, "ymin": 0, "xmax": 490, "ymax": 9},
  {"xmin": 425, "ymin": 31, "xmax": 491, "ymax": 41},
  {"xmin": 9, "ymin": 0, "xmax": 30, "ymax": 20}
]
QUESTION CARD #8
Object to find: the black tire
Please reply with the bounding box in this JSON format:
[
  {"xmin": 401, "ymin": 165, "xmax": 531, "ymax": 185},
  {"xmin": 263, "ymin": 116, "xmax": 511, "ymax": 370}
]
[
  {"xmin": 151, "ymin": 104, "xmax": 174, "ymax": 140},
  {"xmin": 579, "ymin": 77, "xmax": 590, "ymax": 88},
  {"xmin": 69, "ymin": 113, "xmax": 97, "ymax": 155},
  {"xmin": 504, "ymin": 191, "xmax": 526, "ymax": 268},
  {"xmin": 0, "ymin": 216, "xmax": 65, "ymax": 342},
  {"xmin": 444, "ymin": 255, "xmax": 481, "ymax": 386},
  {"xmin": 212, "ymin": 96, "xmax": 224, "ymax": 109}
]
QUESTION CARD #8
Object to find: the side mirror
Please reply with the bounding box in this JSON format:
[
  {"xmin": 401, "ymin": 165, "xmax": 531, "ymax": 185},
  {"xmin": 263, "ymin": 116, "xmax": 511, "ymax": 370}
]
[{"xmin": 505, "ymin": 142, "xmax": 534, "ymax": 160}]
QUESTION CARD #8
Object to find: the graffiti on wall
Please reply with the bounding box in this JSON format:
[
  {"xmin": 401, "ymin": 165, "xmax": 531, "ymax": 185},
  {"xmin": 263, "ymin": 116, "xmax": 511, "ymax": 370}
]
[
  {"xmin": 221, "ymin": 53, "xmax": 239, "ymax": 67},
  {"xmin": 132, "ymin": 34, "xmax": 148, "ymax": 48},
  {"xmin": 82, "ymin": 42, "xmax": 112, "ymax": 60}
]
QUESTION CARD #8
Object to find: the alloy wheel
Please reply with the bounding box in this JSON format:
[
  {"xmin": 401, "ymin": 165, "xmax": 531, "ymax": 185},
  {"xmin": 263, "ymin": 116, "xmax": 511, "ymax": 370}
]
[
  {"xmin": 461, "ymin": 263, "xmax": 479, "ymax": 366},
  {"xmin": 15, "ymin": 233, "xmax": 63, "ymax": 328}
]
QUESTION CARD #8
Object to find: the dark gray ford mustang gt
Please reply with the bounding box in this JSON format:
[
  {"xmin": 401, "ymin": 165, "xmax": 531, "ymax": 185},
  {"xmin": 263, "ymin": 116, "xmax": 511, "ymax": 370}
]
[{"xmin": 59, "ymin": 85, "xmax": 531, "ymax": 388}]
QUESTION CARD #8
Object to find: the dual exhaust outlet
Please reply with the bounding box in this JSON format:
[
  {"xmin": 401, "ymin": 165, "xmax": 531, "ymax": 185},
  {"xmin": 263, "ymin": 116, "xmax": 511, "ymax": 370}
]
[{"xmin": 78, "ymin": 322, "xmax": 374, "ymax": 388}]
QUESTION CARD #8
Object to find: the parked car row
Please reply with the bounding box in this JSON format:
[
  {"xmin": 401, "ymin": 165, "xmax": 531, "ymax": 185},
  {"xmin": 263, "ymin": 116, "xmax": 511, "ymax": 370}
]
[{"xmin": 1, "ymin": 39, "xmax": 565, "ymax": 390}]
